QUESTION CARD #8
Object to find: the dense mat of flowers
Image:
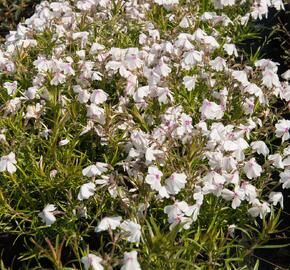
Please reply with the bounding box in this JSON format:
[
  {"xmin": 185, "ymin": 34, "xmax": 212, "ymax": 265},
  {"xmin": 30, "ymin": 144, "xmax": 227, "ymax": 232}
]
[{"xmin": 0, "ymin": 0, "xmax": 289, "ymax": 269}]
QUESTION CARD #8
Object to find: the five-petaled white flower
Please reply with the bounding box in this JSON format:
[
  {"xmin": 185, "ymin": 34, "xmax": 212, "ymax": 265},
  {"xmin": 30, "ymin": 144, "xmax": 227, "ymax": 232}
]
[
  {"xmin": 145, "ymin": 166, "xmax": 169, "ymax": 198},
  {"xmin": 243, "ymin": 158, "xmax": 262, "ymax": 179},
  {"xmin": 90, "ymin": 89, "xmax": 108, "ymax": 105},
  {"xmin": 165, "ymin": 172, "xmax": 187, "ymax": 195},
  {"xmin": 221, "ymin": 187, "xmax": 245, "ymax": 209},
  {"xmin": 0, "ymin": 152, "xmax": 17, "ymax": 174},
  {"xmin": 95, "ymin": 216, "xmax": 122, "ymax": 232},
  {"xmin": 199, "ymin": 99, "xmax": 224, "ymax": 120},
  {"xmin": 82, "ymin": 162, "xmax": 109, "ymax": 177},
  {"xmin": 232, "ymin": 70, "xmax": 249, "ymax": 86},
  {"xmin": 250, "ymin": 141, "xmax": 269, "ymax": 157},
  {"xmin": 248, "ymin": 199, "xmax": 271, "ymax": 219},
  {"xmin": 120, "ymin": 220, "xmax": 141, "ymax": 243},
  {"xmin": 279, "ymin": 170, "xmax": 290, "ymax": 189},
  {"xmin": 262, "ymin": 69, "xmax": 280, "ymax": 88},
  {"xmin": 38, "ymin": 204, "xmax": 57, "ymax": 226},
  {"xmin": 275, "ymin": 119, "xmax": 290, "ymax": 142},
  {"xmin": 81, "ymin": 254, "xmax": 103, "ymax": 270},
  {"xmin": 78, "ymin": 182, "xmax": 96, "ymax": 201},
  {"xmin": 183, "ymin": 75, "xmax": 197, "ymax": 91},
  {"xmin": 3, "ymin": 81, "xmax": 17, "ymax": 96},
  {"xmin": 121, "ymin": 251, "xmax": 141, "ymax": 270},
  {"xmin": 269, "ymin": 192, "xmax": 284, "ymax": 209},
  {"xmin": 145, "ymin": 166, "xmax": 163, "ymax": 191}
]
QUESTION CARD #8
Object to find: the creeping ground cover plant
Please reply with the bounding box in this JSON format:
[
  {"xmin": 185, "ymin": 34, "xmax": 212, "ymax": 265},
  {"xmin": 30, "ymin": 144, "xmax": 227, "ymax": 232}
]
[{"xmin": 0, "ymin": 0, "xmax": 290, "ymax": 269}]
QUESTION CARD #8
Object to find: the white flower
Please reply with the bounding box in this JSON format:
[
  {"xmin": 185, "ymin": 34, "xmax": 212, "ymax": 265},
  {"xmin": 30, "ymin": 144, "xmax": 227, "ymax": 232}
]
[
  {"xmin": 80, "ymin": 121, "xmax": 96, "ymax": 136},
  {"xmin": 82, "ymin": 162, "xmax": 108, "ymax": 177},
  {"xmin": 24, "ymin": 103, "xmax": 43, "ymax": 120},
  {"xmin": 133, "ymin": 86, "xmax": 150, "ymax": 103},
  {"xmin": 179, "ymin": 16, "xmax": 190, "ymax": 28},
  {"xmin": 156, "ymin": 87, "xmax": 173, "ymax": 104},
  {"xmin": 164, "ymin": 200, "xmax": 194, "ymax": 230},
  {"xmin": 158, "ymin": 186, "xmax": 170, "ymax": 198},
  {"xmin": 78, "ymin": 182, "xmax": 96, "ymax": 201},
  {"xmin": 284, "ymin": 146, "xmax": 290, "ymax": 156},
  {"xmin": 243, "ymin": 97, "xmax": 254, "ymax": 115},
  {"xmin": 251, "ymin": 2, "xmax": 269, "ymax": 20},
  {"xmin": 3, "ymin": 81, "xmax": 17, "ymax": 95},
  {"xmin": 224, "ymin": 171, "xmax": 240, "ymax": 185},
  {"xmin": 268, "ymin": 154, "xmax": 284, "ymax": 169},
  {"xmin": 279, "ymin": 170, "xmax": 290, "ymax": 189},
  {"xmin": 283, "ymin": 156, "xmax": 290, "ymax": 167},
  {"xmin": 193, "ymin": 190, "xmax": 204, "ymax": 206},
  {"xmin": 248, "ymin": 199, "xmax": 271, "ymax": 219},
  {"xmin": 38, "ymin": 204, "xmax": 56, "ymax": 226},
  {"xmin": 81, "ymin": 254, "xmax": 103, "ymax": 270},
  {"xmin": 243, "ymin": 158, "xmax": 262, "ymax": 179},
  {"xmin": 86, "ymin": 104, "xmax": 106, "ymax": 124},
  {"xmin": 282, "ymin": 69, "xmax": 290, "ymax": 80},
  {"xmin": 48, "ymin": 169, "xmax": 57, "ymax": 179},
  {"xmin": 121, "ymin": 251, "xmax": 141, "ymax": 270},
  {"xmin": 203, "ymin": 36, "xmax": 220, "ymax": 50},
  {"xmin": 154, "ymin": 0, "xmax": 179, "ymax": 6},
  {"xmin": 255, "ymin": 59, "xmax": 279, "ymax": 72},
  {"xmin": 95, "ymin": 216, "xmax": 122, "ymax": 232},
  {"xmin": 125, "ymin": 51, "xmax": 143, "ymax": 71},
  {"xmin": 182, "ymin": 50, "xmax": 203, "ymax": 68},
  {"xmin": 199, "ymin": 99, "xmax": 224, "ymax": 120},
  {"xmin": 221, "ymin": 156, "xmax": 238, "ymax": 172},
  {"xmin": 120, "ymin": 220, "xmax": 141, "ymax": 243},
  {"xmin": 90, "ymin": 43, "xmax": 105, "ymax": 54},
  {"xmin": 213, "ymin": 0, "xmax": 236, "ymax": 8},
  {"xmin": 275, "ymin": 119, "xmax": 290, "ymax": 142},
  {"xmin": 169, "ymin": 215, "xmax": 193, "ymax": 230},
  {"xmin": 250, "ymin": 141, "xmax": 269, "ymax": 156},
  {"xmin": 145, "ymin": 166, "xmax": 163, "ymax": 191},
  {"xmin": 82, "ymin": 164, "xmax": 99, "ymax": 177},
  {"xmin": 0, "ymin": 152, "xmax": 17, "ymax": 174},
  {"xmin": 50, "ymin": 72, "xmax": 66, "ymax": 85},
  {"xmin": 262, "ymin": 69, "xmax": 280, "ymax": 88},
  {"xmin": 240, "ymin": 181, "xmax": 257, "ymax": 203},
  {"xmin": 77, "ymin": 0, "xmax": 95, "ymax": 11},
  {"xmin": 191, "ymin": 204, "xmax": 201, "ymax": 222},
  {"xmin": 232, "ymin": 70, "xmax": 249, "ymax": 86},
  {"xmin": 244, "ymin": 83, "xmax": 264, "ymax": 103},
  {"xmin": 228, "ymin": 224, "xmax": 236, "ymax": 237},
  {"xmin": 145, "ymin": 146, "xmax": 163, "ymax": 162},
  {"xmin": 77, "ymin": 89, "xmax": 90, "ymax": 104},
  {"xmin": 223, "ymin": 43, "xmax": 238, "ymax": 57},
  {"xmin": 221, "ymin": 187, "xmax": 245, "ymax": 209},
  {"xmin": 165, "ymin": 172, "xmax": 187, "ymax": 195},
  {"xmin": 183, "ymin": 75, "xmax": 197, "ymax": 91},
  {"xmin": 59, "ymin": 138, "xmax": 69, "ymax": 146},
  {"xmin": 210, "ymin": 57, "xmax": 227, "ymax": 71},
  {"xmin": 90, "ymin": 89, "xmax": 108, "ymax": 105},
  {"xmin": 269, "ymin": 192, "xmax": 283, "ymax": 208},
  {"xmin": 164, "ymin": 201, "xmax": 194, "ymax": 220}
]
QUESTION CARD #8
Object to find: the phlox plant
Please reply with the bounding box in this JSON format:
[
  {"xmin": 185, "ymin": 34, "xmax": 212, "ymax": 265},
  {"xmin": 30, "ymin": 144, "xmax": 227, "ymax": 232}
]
[{"xmin": 0, "ymin": 0, "xmax": 289, "ymax": 269}]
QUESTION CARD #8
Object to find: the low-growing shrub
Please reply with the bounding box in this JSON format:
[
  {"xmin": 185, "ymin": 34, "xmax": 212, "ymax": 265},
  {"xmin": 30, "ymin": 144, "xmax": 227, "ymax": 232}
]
[{"xmin": 0, "ymin": 0, "xmax": 289, "ymax": 269}]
